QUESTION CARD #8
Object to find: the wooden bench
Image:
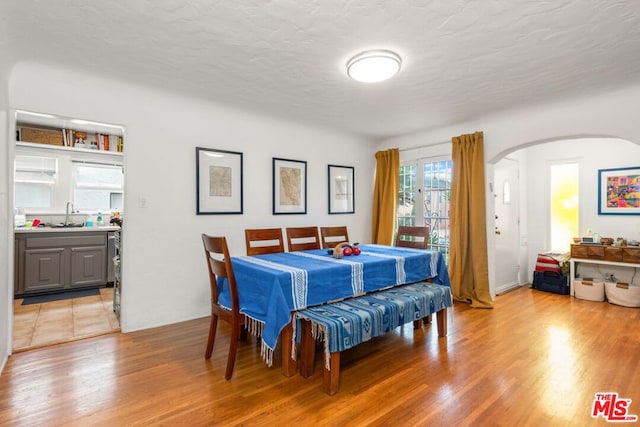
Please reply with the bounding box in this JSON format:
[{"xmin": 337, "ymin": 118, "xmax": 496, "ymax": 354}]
[{"xmin": 294, "ymin": 281, "xmax": 453, "ymax": 395}]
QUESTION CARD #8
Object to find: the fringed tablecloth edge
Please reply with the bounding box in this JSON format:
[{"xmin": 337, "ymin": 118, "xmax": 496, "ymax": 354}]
[{"xmin": 244, "ymin": 315, "xmax": 276, "ymax": 367}]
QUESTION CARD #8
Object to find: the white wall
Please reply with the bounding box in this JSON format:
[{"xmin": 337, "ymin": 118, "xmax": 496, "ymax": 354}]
[
  {"xmin": 379, "ymin": 84, "xmax": 640, "ymax": 294},
  {"xmin": 7, "ymin": 61, "xmax": 375, "ymax": 333}
]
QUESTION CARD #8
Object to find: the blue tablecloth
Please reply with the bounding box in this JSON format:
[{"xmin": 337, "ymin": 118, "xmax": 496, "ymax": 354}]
[{"xmin": 229, "ymin": 244, "xmax": 450, "ymax": 364}]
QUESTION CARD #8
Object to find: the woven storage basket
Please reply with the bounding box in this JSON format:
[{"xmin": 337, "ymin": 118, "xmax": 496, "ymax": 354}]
[
  {"xmin": 574, "ymin": 278, "xmax": 605, "ymax": 302},
  {"xmin": 20, "ymin": 127, "xmax": 64, "ymax": 146},
  {"xmin": 605, "ymin": 282, "xmax": 640, "ymax": 307}
]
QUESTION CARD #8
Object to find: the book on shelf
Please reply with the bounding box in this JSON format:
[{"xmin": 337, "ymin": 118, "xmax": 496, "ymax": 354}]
[{"xmin": 109, "ymin": 135, "xmax": 118, "ymax": 152}]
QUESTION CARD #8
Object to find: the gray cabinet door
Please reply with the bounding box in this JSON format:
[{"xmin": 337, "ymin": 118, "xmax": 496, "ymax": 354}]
[
  {"xmin": 24, "ymin": 248, "xmax": 65, "ymax": 293},
  {"xmin": 70, "ymin": 246, "xmax": 106, "ymax": 287}
]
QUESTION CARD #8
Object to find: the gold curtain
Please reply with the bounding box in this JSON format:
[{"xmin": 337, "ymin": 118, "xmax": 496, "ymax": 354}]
[
  {"xmin": 449, "ymin": 132, "xmax": 493, "ymax": 308},
  {"xmin": 371, "ymin": 148, "xmax": 399, "ymax": 245}
]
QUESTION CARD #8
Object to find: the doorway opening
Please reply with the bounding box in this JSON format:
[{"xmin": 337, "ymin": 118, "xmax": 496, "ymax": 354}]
[{"xmin": 10, "ymin": 110, "xmax": 125, "ymax": 352}]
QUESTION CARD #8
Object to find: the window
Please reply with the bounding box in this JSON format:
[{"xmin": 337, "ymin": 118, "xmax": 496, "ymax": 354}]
[
  {"xmin": 550, "ymin": 162, "xmax": 579, "ymax": 251},
  {"xmin": 398, "ymin": 164, "xmax": 417, "ymax": 226},
  {"xmin": 14, "ymin": 155, "xmax": 57, "ymax": 209},
  {"xmin": 423, "ymin": 160, "xmax": 452, "ymax": 261},
  {"xmin": 398, "ymin": 157, "xmax": 452, "ymax": 263},
  {"xmin": 73, "ymin": 162, "xmax": 124, "ymax": 211}
]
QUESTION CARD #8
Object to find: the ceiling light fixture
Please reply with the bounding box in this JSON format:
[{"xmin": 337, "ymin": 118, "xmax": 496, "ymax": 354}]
[{"xmin": 346, "ymin": 49, "xmax": 402, "ymax": 83}]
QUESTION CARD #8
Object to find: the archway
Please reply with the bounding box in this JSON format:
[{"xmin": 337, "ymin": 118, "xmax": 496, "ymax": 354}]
[{"xmin": 486, "ymin": 136, "xmax": 640, "ymax": 298}]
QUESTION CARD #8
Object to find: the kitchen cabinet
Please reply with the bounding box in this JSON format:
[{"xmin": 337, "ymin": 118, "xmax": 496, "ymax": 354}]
[{"xmin": 15, "ymin": 231, "xmax": 108, "ymax": 296}]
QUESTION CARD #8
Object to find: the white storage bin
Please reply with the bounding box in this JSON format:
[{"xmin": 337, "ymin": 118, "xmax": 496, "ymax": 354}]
[
  {"xmin": 574, "ymin": 278, "xmax": 605, "ymax": 302},
  {"xmin": 604, "ymin": 282, "xmax": 640, "ymax": 308}
]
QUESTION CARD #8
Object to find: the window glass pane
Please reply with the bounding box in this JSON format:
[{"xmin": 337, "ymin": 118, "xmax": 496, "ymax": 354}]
[
  {"xmin": 423, "ymin": 160, "xmax": 452, "ymax": 264},
  {"xmin": 15, "ymin": 182, "xmax": 52, "ymax": 208},
  {"xmin": 15, "ymin": 155, "xmax": 56, "ymax": 174},
  {"xmin": 398, "ymin": 164, "xmax": 416, "ymax": 226},
  {"xmin": 550, "ymin": 163, "xmax": 579, "ymax": 251},
  {"xmin": 74, "ymin": 164, "xmax": 123, "ymax": 188},
  {"xmin": 14, "ymin": 155, "xmax": 57, "ymax": 209},
  {"xmin": 73, "ymin": 163, "xmax": 123, "ymax": 210},
  {"xmin": 75, "ymin": 189, "xmax": 122, "ymax": 211}
]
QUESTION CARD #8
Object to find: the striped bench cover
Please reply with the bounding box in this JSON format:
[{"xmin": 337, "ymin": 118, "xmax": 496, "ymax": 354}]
[{"xmin": 294, "ymin": 281, "xmax": 453, "ymax": 394}]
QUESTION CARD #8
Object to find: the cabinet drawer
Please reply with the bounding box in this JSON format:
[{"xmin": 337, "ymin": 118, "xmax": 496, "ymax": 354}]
[
  {"xmin": 622, "ymin": 247, "xmax": 640, "ymax": 263},
  {"xmin": 604, "ymin": 246, "xmax": 623, "ymax": 262},
  {"xmin": 571, "ymin": 245, "xmax": 589, "ymax": 258},
  {"xmin": 586, "ymin": 245, "xmax": 605, "ymax": 260},
  {"xmin": 26, "ymin": 234, "xmax": 106, "ymax": 249}
]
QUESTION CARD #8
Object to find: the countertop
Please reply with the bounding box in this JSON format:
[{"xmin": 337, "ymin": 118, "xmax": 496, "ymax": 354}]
[{"xmin": 14, "ymin": 225, "xmax": 120, "ymax": 234}]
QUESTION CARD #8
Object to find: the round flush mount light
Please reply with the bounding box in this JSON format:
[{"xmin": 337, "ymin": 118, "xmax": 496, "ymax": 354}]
[{"xmin": 346, "ymin": 49, "xmax": 402, "ymax": 83}]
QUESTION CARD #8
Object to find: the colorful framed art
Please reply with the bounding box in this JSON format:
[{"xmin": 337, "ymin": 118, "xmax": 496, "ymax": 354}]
[{"xmin": 598, "ymin": 166, "xmax": 640, "ymax": 215}]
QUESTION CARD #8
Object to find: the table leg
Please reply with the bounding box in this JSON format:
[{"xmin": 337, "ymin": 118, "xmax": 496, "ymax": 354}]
[
  {"xmin": 281, "ymin": 320, "xmax": 297, "ymax": 376},
  {"xmin": 299, "ymin": 320, "xmax": 316, "ymax": 378}
]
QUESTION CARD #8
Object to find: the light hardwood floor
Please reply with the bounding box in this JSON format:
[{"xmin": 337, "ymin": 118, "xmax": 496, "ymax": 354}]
[
  {"xmin": 12, "ymin": 287, "xmax": 120, "ymax": 352},
  {"xmin": 2, "ymin": 286, "xmax": 640, "ymax": 426}
]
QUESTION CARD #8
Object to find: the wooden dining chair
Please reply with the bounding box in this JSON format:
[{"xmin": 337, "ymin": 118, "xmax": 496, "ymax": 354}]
[
  {"xmin": 320, "ymin": 226, "xmax": 350, "ymax": 249},
  {"xmin": 395, "ymin": 225, "xmax": 430, "ymax": 249},
  {"xmin": 286, "ymin": 226, "xmax": 321, "ymax": 251},
  {"xmin": 244, "ymin": 228, "xmax": 285, "ymax": 255},
  {"xmin": 201, "ymin": 234, "xmax": 246, "ymax": 380}
]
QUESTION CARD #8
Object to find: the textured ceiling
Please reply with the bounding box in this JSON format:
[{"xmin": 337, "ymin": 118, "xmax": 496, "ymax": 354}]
[{"xmin": 3, "ymin": 1, "xmax": 640, "ymax": 140}]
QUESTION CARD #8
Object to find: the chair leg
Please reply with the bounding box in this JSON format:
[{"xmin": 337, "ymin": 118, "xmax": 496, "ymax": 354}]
[
  {"xmin": 225, "ymin": 321, "xmax": 241, "ymax": 380},
  {"xmin": 240, "ymin": 324, "xmax": 248, "ymax": 342},
  {"xmin": 204, "ymin": 314, "xmax": 218, "ymax": 359}
]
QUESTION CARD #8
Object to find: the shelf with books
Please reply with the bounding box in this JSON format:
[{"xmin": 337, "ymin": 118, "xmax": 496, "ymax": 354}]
[{"xmin": 17, "ymin": 125, "xmax": 124, "ymax": 154}]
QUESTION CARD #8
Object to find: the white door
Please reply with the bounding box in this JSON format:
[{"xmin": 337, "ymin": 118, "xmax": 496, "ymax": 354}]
[{"xmin": 494, "ymin": 157, "xmax": 520, "ymax": 293}]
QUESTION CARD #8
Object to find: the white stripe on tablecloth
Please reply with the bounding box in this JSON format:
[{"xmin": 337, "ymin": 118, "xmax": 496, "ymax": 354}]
[
  {"xmin": 237, "ymin": 256, "xmax": 308, "ymax": 309},
  {"xmin": 290, "ymin": 252, "xmax": 364, "ymax": 295},
  {"xmin": 364, "ymin": 245, "xmax": 440, "ymax": 282},
  {"xmin": 362, "ymin": 251, "xmax": 405, "ymax": 284}
]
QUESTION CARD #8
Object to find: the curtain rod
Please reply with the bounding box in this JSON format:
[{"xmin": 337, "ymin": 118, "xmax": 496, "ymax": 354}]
[{"xmin": 399, "ymin": 140, "xmax": 451, "ymax": 152}]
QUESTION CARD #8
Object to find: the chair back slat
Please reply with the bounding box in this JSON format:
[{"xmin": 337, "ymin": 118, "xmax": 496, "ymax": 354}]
[
  {"xmin": 244, "ymin": 228, "xmax": 285, "ymax": 255},
  {"xmin": 286, "ymin": 226, "xmax": 321, "ymax": 251},
  {"xmin": 395, "ymin": 225, "xmax": 430, "ymax": 249},
  {"xmin": 320, "ymin": 226, "xmax": 350, "ymax": 249}
]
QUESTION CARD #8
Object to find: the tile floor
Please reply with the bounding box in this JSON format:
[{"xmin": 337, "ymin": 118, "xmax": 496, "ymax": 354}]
[{"xmin": 12, "ymin": 287, "xmax": 120, "ymax": 352}]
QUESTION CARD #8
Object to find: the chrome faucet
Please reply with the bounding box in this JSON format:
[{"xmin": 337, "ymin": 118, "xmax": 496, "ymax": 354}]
[{"xmin": 64, "ymin": 201, "xmax": 74, "ymax": 226}]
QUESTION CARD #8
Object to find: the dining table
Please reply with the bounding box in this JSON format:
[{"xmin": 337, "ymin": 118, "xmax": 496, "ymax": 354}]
[{"xmin": 230, "ymin": 244, "xmax": 451, "ymax": 375}]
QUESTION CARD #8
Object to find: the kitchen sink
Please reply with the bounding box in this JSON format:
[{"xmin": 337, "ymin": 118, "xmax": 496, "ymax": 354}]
[{"xmin": 49, "ymin": 223, "xmax": 85, "ymax": 228}]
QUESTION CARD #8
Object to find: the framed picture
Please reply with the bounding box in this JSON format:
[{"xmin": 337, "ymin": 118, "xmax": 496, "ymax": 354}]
[
  {"xmin": 328, "ymin": 164, "xmax": 355, "ymax": 214},
  {"xmin": 196, "ymin": 147, "xmax": 243, "ymax": 215},
  {"xmin": 598, "ymin": 166, "xmax": 640, "ymax": 215},
  {"xmin": 273, "ymin": 157, "xmax": 307, "ymax": 215}
]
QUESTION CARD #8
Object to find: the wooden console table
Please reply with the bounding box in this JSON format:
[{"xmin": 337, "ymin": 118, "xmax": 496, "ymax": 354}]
[{"xmin": 569, "ymin": 244, "xmax": 640, "ymax": 296}]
